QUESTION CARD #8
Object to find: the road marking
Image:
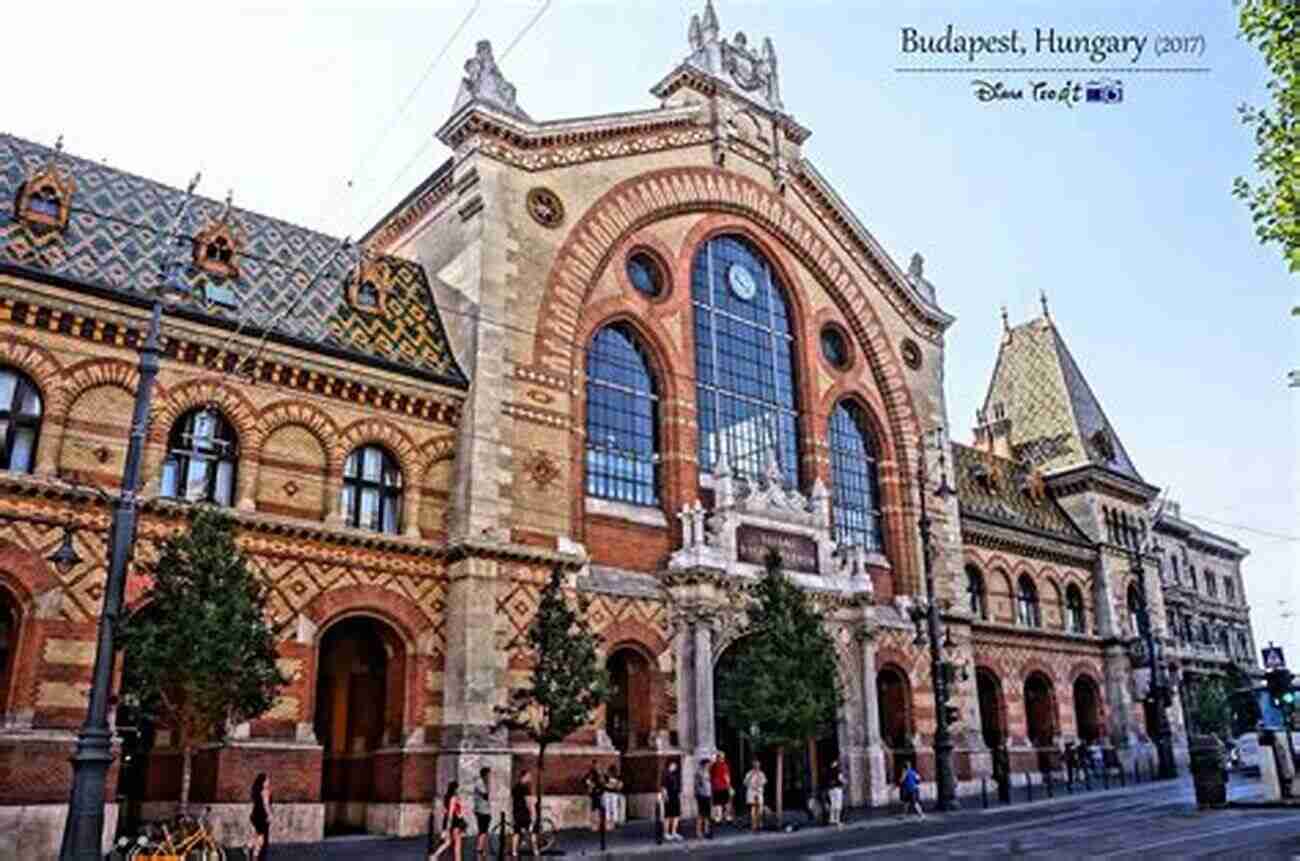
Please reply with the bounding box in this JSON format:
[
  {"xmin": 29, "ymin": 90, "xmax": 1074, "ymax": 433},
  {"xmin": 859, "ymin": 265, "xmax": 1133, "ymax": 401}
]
[{"xmin": 1091, "ymin": 817, "xmax": 1295, "ymax": 858}]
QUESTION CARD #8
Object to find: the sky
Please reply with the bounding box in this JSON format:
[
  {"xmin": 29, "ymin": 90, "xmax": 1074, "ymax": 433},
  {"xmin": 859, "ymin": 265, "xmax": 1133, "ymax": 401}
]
[{"xmin": 5, "ymin": 1, "xmax": 1295, "ymax": 662}]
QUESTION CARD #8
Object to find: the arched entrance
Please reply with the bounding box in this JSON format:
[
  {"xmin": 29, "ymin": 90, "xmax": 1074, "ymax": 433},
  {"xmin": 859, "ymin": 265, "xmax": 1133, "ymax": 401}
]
[
  {"xmin": 976, "ymin": 668, "xmax": 1006, "ymax": 749},
  {"xmin": 1023, "ymin": 673, "xmax": 1058, "ymax": 773},
  {"xmin": 714, "ymin": 638, "xmax": 840, "ymax": 816},
  {"xmin": 0, "ymin": 586, "xmax": 19, "ymax": 713},
  {"xmin": 606, "ymin": 646, "xmax": 654, "ymax": 753},
  {"xmin": 314, "ymin": 616, "xmax": 408, "ymax": 835},
  {"xmin": 876, "ymin": 664, "xmax": 912, "ymax": 781},
  {"xmin": 1073, "ymin": 675, "xmax": 1102, "ymax": 743}
]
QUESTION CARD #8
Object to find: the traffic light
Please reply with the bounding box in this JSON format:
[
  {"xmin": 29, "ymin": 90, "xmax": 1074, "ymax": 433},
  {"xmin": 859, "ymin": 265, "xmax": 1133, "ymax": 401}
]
[{"xmin": 1266, "ymin": 667, "xmax": 1294, "ymax": 710}]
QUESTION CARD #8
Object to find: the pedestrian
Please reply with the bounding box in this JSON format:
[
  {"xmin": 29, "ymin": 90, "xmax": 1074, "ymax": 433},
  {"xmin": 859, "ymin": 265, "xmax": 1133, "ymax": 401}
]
[
  {"xmin": 826, "ymin": 758, "xmax": 844, "ymax": 827},
  {"xmin": 744, "ymin": 757, "xmax": 767, "ymax": 833},
  {"xmin": 709, "ymin": 751, "xmax": 732, "ymax": 824},
  {"xmin": 661, "ymin": 760, "xmax": 684, "ymax": 841},
  {"xmin": 602, "ymin": 765, "xmax": 622, "ymax": 830},
  {"xmin": 248, "ymin": 772, "xmax": 271, "ymax": 861},
  {"xmin": 1064, "ymin": 742, "xmax": 1078, "ymax": 786},
  {"xmin": 898, "ymin": 761, "xmax": 924, "ymax": 821},
  {"xmin": 472, "ymin": 766, "xmax": 491, "ymax": 860},
  {"xmin": 694, "ymin": 758, "xmax": 713, "ymax": 839},
  {"xmin": 584, "ymin": 762, "xmax": 605, "ymax": 831},
  {"xmin": 1089, "ymin": 740, "xmax": 1104, "ymax": 779},
  {"xmin": 510, "ymin": 770, "xmax": 539, "ymax": 859},
  {"xmin": 429, "ymin": 780, "xmax": 467, "ymax": 861}
]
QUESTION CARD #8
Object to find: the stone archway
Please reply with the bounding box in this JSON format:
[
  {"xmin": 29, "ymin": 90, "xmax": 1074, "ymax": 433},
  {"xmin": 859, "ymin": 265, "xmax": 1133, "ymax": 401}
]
[
  {"xmin": 1073, "ymin": 675, "xmax": 1103, "ymax": 744},
  {"xmin": 0, "ymin": 585, "xmax": 19, "ymax": 717},
  {"xmin": 1023, "ymin": 672, "xmax": 1058, "ymax": 773},
  {"xmin": 977, "ymin": 668, "xmax": 1007, "ymax": 749},
  {"xmin": 314, "ymin": 615, "xmax": 409, "ymax": 835}
]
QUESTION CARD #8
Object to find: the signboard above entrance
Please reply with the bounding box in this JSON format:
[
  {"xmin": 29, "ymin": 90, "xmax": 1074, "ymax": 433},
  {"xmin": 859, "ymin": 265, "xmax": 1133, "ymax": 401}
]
[{"xmin": 736, "ymin": 524, "xmax": 819, "ymax": 574}]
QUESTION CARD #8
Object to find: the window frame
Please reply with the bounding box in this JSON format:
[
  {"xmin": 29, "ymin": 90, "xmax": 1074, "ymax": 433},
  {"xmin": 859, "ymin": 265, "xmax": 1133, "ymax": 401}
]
[
  {"xmin": 0, "ymin": 368, "xmax": 42, "ymax": 474},
  {"xmin": 340, "ymin": 444, "xmax": 404, "ymax": 534},
  {"xmin": 1065, "ymin": 584, "xmax": 1086, "ymax": 634},
  {"xmin": 583, "ymin": 322, "xmax": 662, "ymax": 508},
  {"xmin": 1016, "ymin": 575, "xmax": 1041, "ymax": 628},
  {"xmin": 828, "ymin": 399, "xmax": 885, "ymax": 554},
  {"xmin": 966, "ymin": 566, "xmax": 987, "ymax": 620},
  {"xmin": 160, "ymin": 407, "xmax": 239, "ymax": 506}
]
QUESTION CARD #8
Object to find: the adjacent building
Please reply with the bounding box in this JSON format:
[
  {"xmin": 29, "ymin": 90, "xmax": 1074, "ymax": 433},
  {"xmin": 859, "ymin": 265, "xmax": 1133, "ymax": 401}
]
[{"xmin": 0, "ymin": 2, "xmax": 1257, "ymax": 854}]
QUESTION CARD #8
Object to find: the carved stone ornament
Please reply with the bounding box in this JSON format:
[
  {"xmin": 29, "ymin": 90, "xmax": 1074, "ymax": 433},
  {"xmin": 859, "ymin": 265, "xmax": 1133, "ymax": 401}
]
[
  {"xmin": 900, "ymin": 338, "xmax": 922, "ymax": 371},
  {"xmin": 16, "ymin": 141, "xmax": 76, "ymax": 232},
  {"xmin": 451, "ymin": 39, "xmax": 531, "ymax": 122},
  {"xmin": 525, "ymin": 448, "xmax": 561, "ymax": 489},
  {"xmin": 682, "ymin": 0, "xmax": 783, "ymax": 112},
  {"xmin": 192, "ymin": 194, "xmax": 242, "ymax": 280},
  {"xmin": 1090, "ymin": 428, "xmax": 1116, "ymax": 463},
  {"xmin": 526, "ymin": 187, "xmax": 565, "ymax": 229}
]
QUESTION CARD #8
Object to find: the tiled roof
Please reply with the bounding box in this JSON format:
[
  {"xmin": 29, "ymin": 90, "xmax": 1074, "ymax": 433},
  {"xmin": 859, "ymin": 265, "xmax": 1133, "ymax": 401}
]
[
  {"xmin": 0, "ymin": 133, "xmax": 467, "ymax": 388},
  {"xmin": 952, "ymin": 442, "xmax": 1086, "ymax": 542},
  {"xmin": 980, "ymin": 317, "xmax": 1140, "ymax": 481}
]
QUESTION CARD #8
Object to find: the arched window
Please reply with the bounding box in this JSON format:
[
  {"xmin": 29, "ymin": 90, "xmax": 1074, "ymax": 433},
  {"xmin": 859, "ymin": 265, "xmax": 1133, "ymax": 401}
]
[
  {"xmin": 0, "ymin": 368, "xmax": 42, "ymax": 474},
  {"xmin": 160, "ymin": 408, "xmax": 238, "ymax": 505},
  {"xmin": 829, "ymin": 400, "xmax": 883, "ymax": 552},
  {"xmin": 356, "ymin": 281, "xmax": 380, "ymax": 309},
  {"xmin": 584, "ymin": 323, "xmax": 660, "ymax": 506},
  {"xmin": 1016, "ymin": 575, "xmax": 1040, "ymax": 628},
  {"xmin": 1065, "ymin": 584, "xmax": 1086, "ymax": 634},
  {"xmin": 1206, "ymin": 573, "xmax": 1218, "ymax": 598},
  {"xmin": 1127, "ymin": 584, "xmax": 1143, "ymax": 636},
  {"xmin": 1200, "ymin": 622, "xmax": 1210, "ymax": 646},
  {"xmin": 966, "ymin": 566, "xmax": 987, "ymax": 619},
  {"xmin": 1170, "ymin": 555, "xmax": 1180, "ymax": 582},
  {"xmin": 1190, "ymin": 566, "xmax": 1198, "ymax": 591},
  {"xmin": 692, "ymin": 235, "xmax": 800, "ymax": 486},
  {"xmin": 341, "ymin": 445, "xmax": 402, "ymax": 533},
  {"xmin": 1183, "ymin": 615, "xmax": 1194, "ymax": 643},
  {"xmin": 876, "ymin": 666, "xmax": 912, "ymax": 749},
  {"xmin": 1224, "ymin": 577, "xmax": 1235, "ymax": 602}
]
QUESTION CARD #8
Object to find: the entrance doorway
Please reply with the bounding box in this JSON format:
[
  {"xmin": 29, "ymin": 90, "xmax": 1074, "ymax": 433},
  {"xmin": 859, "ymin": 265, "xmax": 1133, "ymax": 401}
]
[
  {"xmin": 1023, "ymin": 673, "xmax": 1058, "ymax": 773},
  {"xmin": 1073, "ymin": 675, "xmax": 1102, "ymax": 743},
  {"xmin": 606, "ymin": 647, "xmax": 654, "ymax": 753},
  {"xmin": 314, "ymin": 616, "xmax": 407, "ymax": 835},
  {"xmin": 977, "ymin": 668, "xmax": 1006, "ymax": 749}
]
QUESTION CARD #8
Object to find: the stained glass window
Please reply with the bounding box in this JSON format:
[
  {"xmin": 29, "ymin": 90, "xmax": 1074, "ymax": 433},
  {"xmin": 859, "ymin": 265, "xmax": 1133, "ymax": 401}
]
[
  {"xmin": 692, "ymin": 236, "xmax": 800, "ymax": 486},
  {"xmin": 585, "ymin": 324, "xmax": 660, "ymax": 506}
]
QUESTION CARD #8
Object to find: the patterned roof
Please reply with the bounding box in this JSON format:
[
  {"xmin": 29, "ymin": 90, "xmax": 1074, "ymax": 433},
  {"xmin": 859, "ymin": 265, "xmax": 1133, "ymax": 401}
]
[
  {"xmin": 0, "ymin": 133, "xmax": 467, "ymax": 388},
  {"xmin": 980, "ymin": 316, "xmax": 1140, "ymax": 481},
  {"xmin": 951, "ymin": 442, "xmax": 1085, "ymax": 541}
]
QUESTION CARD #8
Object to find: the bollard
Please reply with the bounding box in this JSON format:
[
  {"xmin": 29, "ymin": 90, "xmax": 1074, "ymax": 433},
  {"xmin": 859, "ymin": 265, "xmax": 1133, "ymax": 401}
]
[
  {"xmin": 1026, "ymin": 772, "xmax": 1034, "ymax": 803},
  {"xmin": 1046, "ymin": 770, "xmax": 1054, "ymax": 799},
  {"xmin": 600, "ymin": 805, "xmax": 607, "ymax": 851},
  {"xmin": 496, "ymin": 812, "xmax": 507, "ymax": 861},
  {"xmin": 982, "ymin": 778, "xmax": 988, "ymax": 809},
  {"xmin": 655, "ymin": 793, "xmax": 664, "ymax": 845}
]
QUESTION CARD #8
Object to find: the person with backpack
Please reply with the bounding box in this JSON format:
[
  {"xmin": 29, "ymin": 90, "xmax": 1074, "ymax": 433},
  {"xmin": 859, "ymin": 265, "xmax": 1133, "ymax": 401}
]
[{"xmin": 898, "ymin": 761, "xmax": 924, "ymax": 821}]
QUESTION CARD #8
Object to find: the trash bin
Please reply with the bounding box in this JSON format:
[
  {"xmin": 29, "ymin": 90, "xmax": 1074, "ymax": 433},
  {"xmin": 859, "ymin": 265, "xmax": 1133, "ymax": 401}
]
[{"xmin": 1189, "ymin": 735, "xmax": 1227, "ymax": 808}]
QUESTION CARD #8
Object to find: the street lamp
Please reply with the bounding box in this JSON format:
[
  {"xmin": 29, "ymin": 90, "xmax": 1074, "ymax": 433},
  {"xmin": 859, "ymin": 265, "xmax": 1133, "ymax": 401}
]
[
  {"xmin": 47, "ymin": 524, "xmax": 83, "ymax": 575},
  {"xmin": 58, "ymin": 173, "xmax": 201, "ymax": 861},
  {"xmin": 1125, "ymin": 524, "xmax": 1177, "ymax": 781},
  {"xmin": 915, "ymin": 427, "xmax": 959, "ymax": 811}
]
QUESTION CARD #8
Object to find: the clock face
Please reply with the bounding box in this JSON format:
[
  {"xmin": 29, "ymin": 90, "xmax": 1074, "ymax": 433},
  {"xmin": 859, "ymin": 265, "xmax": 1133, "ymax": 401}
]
[{"xmin": 728, "ymin": 263, "xmax": 758, "ymax": 301}]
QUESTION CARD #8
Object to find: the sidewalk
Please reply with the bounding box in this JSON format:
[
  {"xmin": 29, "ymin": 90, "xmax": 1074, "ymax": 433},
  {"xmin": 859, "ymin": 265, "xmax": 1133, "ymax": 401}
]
[{"xmin": 269, "ymin": 771, "xmax": 1231, "ymax": 860}]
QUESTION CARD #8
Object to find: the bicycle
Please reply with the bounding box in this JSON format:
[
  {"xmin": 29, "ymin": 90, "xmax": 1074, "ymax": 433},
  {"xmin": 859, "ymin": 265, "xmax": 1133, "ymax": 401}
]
[
  {"xmin": 124, "ymin": 807, "xmax": 226, "ymax": 860},
  {"xmin": 487, "ymin": 815, "xmax": 559, "ymax": 857}
]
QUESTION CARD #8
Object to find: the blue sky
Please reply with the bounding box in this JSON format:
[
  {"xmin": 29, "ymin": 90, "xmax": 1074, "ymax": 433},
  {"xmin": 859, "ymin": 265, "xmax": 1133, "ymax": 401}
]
[{"xmin": 6, "ymin": 1, "xmax": 1295, "ymax": 660}]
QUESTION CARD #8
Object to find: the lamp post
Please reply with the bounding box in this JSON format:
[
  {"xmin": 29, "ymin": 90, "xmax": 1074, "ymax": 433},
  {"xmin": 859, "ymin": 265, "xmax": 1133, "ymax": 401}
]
[
  {"xmin": 1125, "ymin": 523, "xmax": 1177, "ymax": 780},
  {"xmin": 58, "ymin": 173, "xmax": 201, "ymax": 861},
  {"xmin": 915, "ymin": 428, "xmax": 958, "ymax": 811}
]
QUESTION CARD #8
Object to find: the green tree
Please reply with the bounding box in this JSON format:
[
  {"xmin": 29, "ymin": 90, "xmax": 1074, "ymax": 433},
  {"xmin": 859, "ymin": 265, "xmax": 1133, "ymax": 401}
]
[
  {"xmin": 495, "ymin": 566, "xmax": 609, "ymax": 825},
  {"xmin": 118, "ymin": 508, "xmax": 287, "ymax": 808},
  {"xmin": 716, "ymin": 551, "xmax": 843, "ymax": 823},
  {"xmin": 1234, "ymin": 0, "xmax": 1300, "ymax": 273},
  {"xmin": 1190, "ymin": 678, "xmax": 1234, "ymax": 738}
]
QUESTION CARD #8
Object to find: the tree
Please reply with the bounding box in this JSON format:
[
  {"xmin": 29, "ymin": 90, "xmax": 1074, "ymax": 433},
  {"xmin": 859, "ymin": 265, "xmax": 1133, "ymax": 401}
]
[
  {"xmin": 1233, "ymin": 0, "xmax": 1299, "ymax": 273},
  {"xmin": 1190, "ymin": 678, "xmax": 1233, "ymax": 739},
  {"xmin": 715, "ymin": 550, "xmax": 843, "ymax": 824},
  {"xmin": 118, "ymin": 508, "xmax": 287, "ymax": 809},
  {"xmin": 495, "ymin": 566, "xmax": 608, "ymax": 828}
]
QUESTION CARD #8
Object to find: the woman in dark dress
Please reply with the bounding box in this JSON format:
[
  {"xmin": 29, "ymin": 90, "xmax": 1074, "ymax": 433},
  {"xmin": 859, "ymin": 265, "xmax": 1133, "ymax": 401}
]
[
  {"xmin": 429, "ymin": 780, "xmax": 467, "ymax": 861},
  {"xmin": 661, "ymin": 760, "xmax": 683, "ymax": 841},
  {"xmin": 249, "ymin": 772, "xmax": 271, "ymax": 861}
]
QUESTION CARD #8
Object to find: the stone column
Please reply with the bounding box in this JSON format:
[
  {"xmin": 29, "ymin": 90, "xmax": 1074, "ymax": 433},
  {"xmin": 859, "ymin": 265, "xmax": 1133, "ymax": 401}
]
[
  {"xmin": 1094, "ymin": 552, "xmax": 1139, "ymax": 763},
  {"xmin": 692, "ymin": 621, "xmax": 715, "ymax": 758},
  {"xmin": 858, "ymin": 628, "xmax": 889, "ymax": 805}
]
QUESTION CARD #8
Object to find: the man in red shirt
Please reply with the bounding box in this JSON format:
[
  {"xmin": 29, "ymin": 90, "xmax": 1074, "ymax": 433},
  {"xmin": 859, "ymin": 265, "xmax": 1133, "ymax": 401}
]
[{"xmin": 709, "ymin": 752, "xmax": 732, "ymax": 823}]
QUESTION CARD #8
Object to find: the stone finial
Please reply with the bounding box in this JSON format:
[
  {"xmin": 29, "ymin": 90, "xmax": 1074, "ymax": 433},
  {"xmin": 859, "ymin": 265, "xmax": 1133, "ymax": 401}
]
[
  {"xmin": 53, "ymin": 134, "xmax": 64, "ymax": 155},
  {"xmin": 701, "ymin": 0, "xmax": 720, "ymax": 40},
  {"xmin": 1001, "ymin": 304, "xmax": 1010, "ymax": 333},
  {"xmin": 1040, "ymin": 290, "xmax": 1051, "ymax": 322},
  {"xmin": 689, "ymin": 14, "xmax": 703, "ymax": 51},
  {"xmin": 908, "ymin": 253, "xmax": 924, "ymax": 279},
  {"xmin": 451, "ymin": 39, "xmax": 530, "ymax": 122}
]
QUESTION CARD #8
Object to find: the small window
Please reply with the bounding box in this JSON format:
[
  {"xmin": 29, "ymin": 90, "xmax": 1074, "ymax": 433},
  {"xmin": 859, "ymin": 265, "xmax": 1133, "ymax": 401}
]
[
  {"xmin": 626, "ymin": 252, "xmax": 665, "ymax": 299},
  {"xmin": 1066, "ymin": 585, "xmax": 1086, "ymax": 634},
  {"xmin": 1224, "ymin": 577, "xmax": 1235, "ymax": 602},
  {"xmin": 1127, "ymin": 584, "xmax": 1143, "ymax": 636},
  {"xmin": 27, "ymin": 187, "xmax": 62, "ymax": 219},
  {"xmin": 1016, "ymin": 575, "xmax": 1040, "ymax": 628},
  {"xmin": 206, "ymin": 238, "xmax": 232, "ymax": 263},
  {"xmin": 966, "ymin": 566, "xmax": 987, "ymax": 620},
  {"xmin": 820, "ymin": 325, "xmax": 850, "ymax": 369},
  {"xmin": 204, "ymin": 283, "xmax": 239, "ymax": 308},
  {"xmin": 160, "ymin": 408, "xmax": 239, "ymax": 506},
  {"xmin": 341, "ymin": 445, "xmax": 403, "ymax": 534},
  {"xmin": 0, "ymin": 368, "xmax": 43, "ymax": 474},
  {"xmin": 357, "ymin": 281, "xmax": 380, "ymax": 309}
]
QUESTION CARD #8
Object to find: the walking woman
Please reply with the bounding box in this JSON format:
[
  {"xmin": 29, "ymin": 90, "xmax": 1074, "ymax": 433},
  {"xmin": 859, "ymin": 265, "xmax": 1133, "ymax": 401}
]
[
  {"xmin": 743, "ymin": 758, "xmax": 767, "ymax": 833},
  {"xmin": 429, "ymin": 780, "xmax": 467, "ymax": 860},
  {"xmin": 661, "ymin": 760, "xmax": 683, "ymax": 841},
  {"xmin": 249, "ymin": 773, "xmax": 271, "ymax": 861}
]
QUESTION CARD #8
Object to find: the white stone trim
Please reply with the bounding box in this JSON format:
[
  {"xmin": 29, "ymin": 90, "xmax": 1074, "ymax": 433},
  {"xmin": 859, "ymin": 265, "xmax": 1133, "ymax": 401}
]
[{"xmin": 585, "ymin": 496, "xmax": 669, "ymax": 528}]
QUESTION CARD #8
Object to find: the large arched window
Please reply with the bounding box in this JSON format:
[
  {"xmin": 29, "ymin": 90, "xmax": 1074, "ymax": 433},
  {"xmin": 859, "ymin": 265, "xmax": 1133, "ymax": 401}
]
[
  {"xmin": 1065, "ymin": 584, "xmax": 1086, "ymax": 634},
  {"xmin": 966, "ymin": 565, "xmax": 987, "ymax": 619},
  {"xmin": 341, "ymin": 445, "xmax": 403, "ymax": 534},
  {"xmin": 692, "ymin": 235, "xmax": 800, "ymax": 486},
  {"xmin": 829, "ymin": 401, "xmax": 884, "ymax": 552},
  {"xmin": 0, "ymin": 368, "xmax": 42, "ymax": 474},
  {"xmin": 1016, "ymin": 575, "xmax": 1041, "ymax": 628},
  {"xmin": 160, "ymin": 408, "xmax": 238, "ymax": 505},
  {"xmin": 584, "ymin": 323, "xmax": 660, "ymax": 506},
  {"xmin": 1127, "ymin": 584, "xmax": 1143, "ymax": 636}
]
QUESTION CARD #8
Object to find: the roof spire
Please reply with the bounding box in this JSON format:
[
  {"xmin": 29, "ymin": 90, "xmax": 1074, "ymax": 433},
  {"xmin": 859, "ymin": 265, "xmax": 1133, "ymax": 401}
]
[
  {"xmin": 701, "ymin": 0, "xmax": 719, "ymax": 40},
  {"xmin": 1001, "ymin": 304, "xmax": 1009, "ymax": 333},
  {"xmin": 221, "ymin": 189, "xmax": 234, "ymax": 222},
  {"xmin": 449, "ymin": 39, "xmax": 530, "ymax": 123},
  {"xmin": 53, "ymin": 134, "xmax": 64, "ymax": 156},
  {"xmin": 1040, "ymin": 290, "xmax": 1051, "ymax": 323}
]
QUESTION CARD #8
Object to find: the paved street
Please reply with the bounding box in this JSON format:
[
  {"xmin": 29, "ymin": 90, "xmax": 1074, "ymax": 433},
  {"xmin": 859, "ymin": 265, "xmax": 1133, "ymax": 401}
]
[{"xmin": 270, "ymin": 774, "xmax": 1300, "ymax": 860}]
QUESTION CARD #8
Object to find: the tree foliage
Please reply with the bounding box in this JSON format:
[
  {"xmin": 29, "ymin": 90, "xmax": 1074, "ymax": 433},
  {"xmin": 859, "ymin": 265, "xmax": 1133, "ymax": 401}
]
[
  {"xmin": 716, "ymin": 550, "xmax": 843, "ymax": 820},
  {"xmin": 118, "ymin": 508, "xmax": 287, "ymax": 807},
  {"xmin": 1234, "ymin": 0, "xmax": 1300, "ymax": 273},
  {"xmin": 1190, "ymin": 678, "xmax": 1234, "ymax": 738},
  {"xmin": 495, "ymin": 566, "xmax": 608, "ymax": 817}
]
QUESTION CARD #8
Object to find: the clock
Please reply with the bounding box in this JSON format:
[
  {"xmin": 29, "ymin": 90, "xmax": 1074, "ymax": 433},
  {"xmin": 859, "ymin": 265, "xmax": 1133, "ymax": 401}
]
[{"xmin": 728, "ymin": 263, "xmax": 758, "ymax": 301}]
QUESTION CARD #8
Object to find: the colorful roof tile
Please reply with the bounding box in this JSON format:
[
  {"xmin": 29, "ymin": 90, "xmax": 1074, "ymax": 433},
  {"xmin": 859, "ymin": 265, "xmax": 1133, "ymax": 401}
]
[
  {"xmin": 952, "ymin": 442, "xmax": 1086, "ymax": 541},
  {"xmin": 0, "ymin": 133, "xmax": 467, "ymax": 388},
  {"xmin": 979, "ymin": 316, "xmax": 1140, "ymax": 481}
]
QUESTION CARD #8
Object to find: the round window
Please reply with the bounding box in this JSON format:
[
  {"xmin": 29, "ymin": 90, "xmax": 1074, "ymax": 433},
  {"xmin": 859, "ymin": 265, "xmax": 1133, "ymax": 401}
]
[
  {"xmin": 626, "ymin": 252, "xmax": 664, "ymax": 298},
  {"xmin": 820, "ymin": 325, "xmax": 850, "ymax": 369}
]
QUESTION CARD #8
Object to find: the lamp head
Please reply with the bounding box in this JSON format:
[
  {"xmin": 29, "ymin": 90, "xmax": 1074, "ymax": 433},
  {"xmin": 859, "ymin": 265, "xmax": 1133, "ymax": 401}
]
[{"xmin": 47, "ymin": 526, "xmax": 82, "ymax": 575}]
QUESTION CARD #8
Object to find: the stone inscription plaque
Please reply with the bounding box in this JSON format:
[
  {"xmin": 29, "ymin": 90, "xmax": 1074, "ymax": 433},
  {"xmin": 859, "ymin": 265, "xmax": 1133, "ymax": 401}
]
[{"xmin": 736, "ymin": 524, "xmax": 819, "ymax": 574}]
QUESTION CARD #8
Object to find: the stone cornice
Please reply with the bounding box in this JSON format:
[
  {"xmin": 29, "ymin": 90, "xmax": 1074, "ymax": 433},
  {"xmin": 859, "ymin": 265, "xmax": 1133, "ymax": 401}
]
[
  {"xmin": 1044, "ymin": 463, "xmax": 1160, "ymax": 504},
  {"xmin": 443, "ymin": 536, "xmax": 585, "ymax": 569},
  {"xmin": 437, "ymin": 102, "xmax": 706, "ymax": 156},
  {"xmin": 960, "ymin": 512, "xmax": 1096, "ymax": 567},
  {"xmin": 648, "ymin": 64, "xmax": 812, "ymax": 144}
]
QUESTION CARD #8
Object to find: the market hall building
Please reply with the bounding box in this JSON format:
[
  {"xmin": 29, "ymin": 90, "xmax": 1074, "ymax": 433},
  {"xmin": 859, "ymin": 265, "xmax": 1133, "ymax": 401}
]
[{"xmin": 0, "ymin": 2, "xmax": 1257, "ymax": 853}]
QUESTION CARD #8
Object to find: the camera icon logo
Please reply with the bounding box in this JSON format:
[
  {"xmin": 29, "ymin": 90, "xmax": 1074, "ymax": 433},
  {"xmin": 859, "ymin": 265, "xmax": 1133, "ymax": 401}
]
[{"xmin": 1085, "ymin": 78, "xmax": 1124, "ymax": 104}]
